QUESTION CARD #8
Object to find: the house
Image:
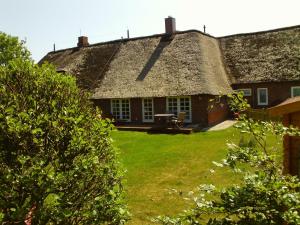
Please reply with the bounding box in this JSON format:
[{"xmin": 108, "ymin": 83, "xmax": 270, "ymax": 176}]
[
  {"xmin": 40, "ymin": 17, "xmax": 300, "ymax": 127},
  {"xmin": 220, "ymin": 26, "xmax": 300, "ymax": 108}
]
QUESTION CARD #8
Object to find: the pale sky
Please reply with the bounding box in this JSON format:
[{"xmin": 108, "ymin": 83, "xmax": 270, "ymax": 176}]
[{"xmin": 1, "ymin": 0, "xmax": 299, "ymax": 62}]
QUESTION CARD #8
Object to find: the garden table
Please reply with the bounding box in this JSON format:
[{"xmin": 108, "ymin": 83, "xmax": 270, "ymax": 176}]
[{"xmin": 154, "ymin": 114, "xmax": 175, "ymax": 127}]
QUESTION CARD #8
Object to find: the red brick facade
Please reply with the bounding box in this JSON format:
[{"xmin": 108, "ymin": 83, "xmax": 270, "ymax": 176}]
[
  {"xmin": 92, "ymin": 99, "xmax": 111, "ymax": 118},
  {"xmin": 93, "ymin": 95, "xmax": 229, "ymax": 127},
  {"xmin": 207, "ymin": 97, "xmax": 229, "ymax": 126},
  {"xmin": 153, "ymin": 97, "xmax": 167, "ymax": 115},
  {"xmin": 232, "ymin": 81, "xmax": 300, "ymax": 108},
  {"xmin": 93, "ymin": 81, "xmax": 300, "ymax": 127},
  {"xmin": 130, "ymin": 98, "xmax": 142, "ymax": 123},
  {"xmin": 191, "ymin": 95, "xmax": 208, "ymax": 125}
]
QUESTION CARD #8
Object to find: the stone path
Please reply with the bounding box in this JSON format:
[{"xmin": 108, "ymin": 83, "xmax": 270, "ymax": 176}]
[{"xmin": 203, "ymin": 120, "xmax": 238, "ymax": 131}]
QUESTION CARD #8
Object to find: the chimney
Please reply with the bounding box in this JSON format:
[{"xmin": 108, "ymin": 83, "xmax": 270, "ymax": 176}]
[
  {"xmin": 165, "ymin": 16, "xmax": 176, "ymax": 34},
  {"xmin": 77, "ymin": 36, "xmax": 89, "ymax": 47},
  {"xmin": 127, "ymin": 29, "xmax": 130, "ymax": 39}
]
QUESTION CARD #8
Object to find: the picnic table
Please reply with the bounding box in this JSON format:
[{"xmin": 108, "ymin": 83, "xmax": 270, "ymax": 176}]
[{"xmin": 154, "ymin": 113, "xmax": 175, "ymax": 126}]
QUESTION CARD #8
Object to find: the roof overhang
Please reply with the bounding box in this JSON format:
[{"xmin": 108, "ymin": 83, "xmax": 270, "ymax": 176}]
[{"xmin": 268, "ymin": 96, "xmax": 300, "ymax": 116}]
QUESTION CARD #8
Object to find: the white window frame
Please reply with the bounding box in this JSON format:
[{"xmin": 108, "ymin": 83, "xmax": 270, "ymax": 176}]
[
  {"xmin": 257, "ymin": 88, "xmax": 268, "ymax": 106},
  {"xmin": 291, "ymin": 86, "xmax": 300, "ymax": 97},
  {"xmin": 237, "ymin": 88, "xmax": 252, "ymax": 96},
  {"xmin": 110, "ymin": 99, "xmax": 131, "ymax": 122},
  {"xmin": 142, "ymin": 98, "xmax": 154, "ymax": 122},
  {"xmin": 166, "ymin": 96, "xmax": 192, "ymax": 123}
]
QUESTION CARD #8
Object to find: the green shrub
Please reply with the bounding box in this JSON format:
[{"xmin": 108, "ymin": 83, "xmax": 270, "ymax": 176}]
[
  {"xmin": 0, "ymin": 32, "xmax": 31, "ymax": 66},
  {"xmin": 0, "ymin": 48, "xmax": 128, "ymax": 223},
  {"xmin": 156, "ymin": 96, "xmax": 300, "ymax": 225}
]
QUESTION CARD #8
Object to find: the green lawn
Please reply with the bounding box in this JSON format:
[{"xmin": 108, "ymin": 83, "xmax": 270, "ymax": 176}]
[{"xmin": 112, "ymin": 127, "xmax": 281, "ymax": 224}]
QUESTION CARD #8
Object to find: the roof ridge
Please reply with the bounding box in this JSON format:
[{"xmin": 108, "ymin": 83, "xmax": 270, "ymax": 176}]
[
  {"xmin": 218, "ymin": 24, "xmax": 300, "ymax": 39},
  {"xmin": 44, "ymin": 30, "xmax": 216, "ymax": 55},
  {"xmin": 44, "ymin": 24, "xmax": 299, "ymax": 55}
]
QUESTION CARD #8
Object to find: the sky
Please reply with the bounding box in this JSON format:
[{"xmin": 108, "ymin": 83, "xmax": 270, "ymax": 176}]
[{"xmin": 1, "ymin": 0, "xmax": 299, "ymax": 62}]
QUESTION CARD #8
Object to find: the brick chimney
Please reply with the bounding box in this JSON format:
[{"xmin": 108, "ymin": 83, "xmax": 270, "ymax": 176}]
[
  {"xmin": 165, "ymin": 16, "xmax": 176, "ymax": 34},
  {"xmin": 77, "ymin": 36, "xmax": 89, "ymax": 47}
]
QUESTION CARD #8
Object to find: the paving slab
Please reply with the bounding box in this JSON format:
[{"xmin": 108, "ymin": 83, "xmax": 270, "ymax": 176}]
[{"xmin": 203, "ymin": 120, "xmax": 238, "ymax": 131}]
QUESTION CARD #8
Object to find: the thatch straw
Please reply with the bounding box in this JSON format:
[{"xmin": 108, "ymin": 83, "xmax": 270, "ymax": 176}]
[
  {"xmin": 41, "ymin": 31, "xmax": 232, "ymax": 98},
  {"xmin": 219, "ymin": 25, "xmax": 300, "ymax": 84},
  {"xmin": 92, "ymin": 31, "xmax": 232, "ymax": 99},
  {"xmin": 40, "ymin": 25, "xmax": 300, "ymax": 99}
]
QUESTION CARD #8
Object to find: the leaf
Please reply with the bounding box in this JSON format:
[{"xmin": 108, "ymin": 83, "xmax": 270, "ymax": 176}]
[
  {"xmin": 32, "ymin": 127, "xmax": 43, "ymax": 135},
  {"xmin": 212, "ymin": 161, "xmax": 224, "ymax": 167}
]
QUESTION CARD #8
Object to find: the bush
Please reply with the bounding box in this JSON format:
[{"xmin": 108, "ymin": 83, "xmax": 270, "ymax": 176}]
[
  {"xmin": 0, "ymin": 32, "xmax": 31, "ymax": 66},
  {"xmin": 155, "ymin": 95, "xmax": 300, "ymax": 225},
  {"xmin": 0, "ymin": 57, "xmax": 128, "ymax": 224}
]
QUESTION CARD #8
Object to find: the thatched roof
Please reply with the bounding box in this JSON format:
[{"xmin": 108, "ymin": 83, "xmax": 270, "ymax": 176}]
[
  {"xmin": 219, "ymin": 25, "xmax": 300, "ymax": 84},
  {"xmin": 40, "ymin": 42, "xmax": 121, "ymax": 90},
  {"xmin": 40, "ymin": 31, "xmax": 232, "ymax": 99},
  {"xmin": 40, "ymin": 25, "xmax": 300, "ymax": 99}
]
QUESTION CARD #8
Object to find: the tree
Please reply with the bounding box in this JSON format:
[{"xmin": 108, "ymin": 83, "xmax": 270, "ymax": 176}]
[
  {"xmin": 0, "ymin": 34, "xmax": 128, "ymax": 224},
  {"xmin": 0, "ymin": 32, "xmax": 31, "ymax": 65},
  {"xmin": 156, "ymin": 93, "xmax": 300, "ymax": 225}
]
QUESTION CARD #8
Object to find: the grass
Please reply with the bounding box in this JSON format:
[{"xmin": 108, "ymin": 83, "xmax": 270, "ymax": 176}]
[{"xmin": 112, "ymin": 127, "xmax": 282, "ymax": 224}]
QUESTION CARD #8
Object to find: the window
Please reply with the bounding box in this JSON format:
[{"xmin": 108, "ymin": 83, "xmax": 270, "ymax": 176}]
[
  {"xmin": 167, "ymin": 97, "xmax": 178, "ymax": 115},
  {"xmin": 291, "ymin": 86, "xmax": 300, "ymax": 97},
  {"xmin": 142, "ymin": 98, "xmax": 154, "ymax": 122},
  {"xmin": 257, "ymin": 88, "xmax": 268, "ymax": 106},
  {"xmin": 167, "ymin": 96, "xmax": 191, "ymax": 122},
  {"xmin": 111, "ymin": 99, "xmax": 130, "ymax": 121},
  {"xmin": 237, "ymin": 88, "xmax": 252, "ymax": 96}
]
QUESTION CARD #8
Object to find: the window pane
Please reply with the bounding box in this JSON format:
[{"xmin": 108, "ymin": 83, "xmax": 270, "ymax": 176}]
[
  {"xmin": 258, "ymin": 89, "xmax": 267, "ymax": 105},
  {"xmin": 238, "ymin": 89, "xmax": 252, "ymax": 96},
  {"xmin": 112, "ymin": 100, "xmax": 120, "ymax": 118},
  {"xmin": 143, "ymin": 98, "xmax": 153, "ymax": 121},
  {"xmin": 112, "ymin": 99, "xmax": 130, "ymax": 121},
  {"xmin": 260, "ymin": 91, "xmax": 266, "ymax": 102},
  {"xmin": 121, "ymin": 100, "xmax": 130, "ymax": 120},
  {"xmin": 179, "ymin": 97, "xmax": 191, "ymax": 120},
  {"xmin": 167, "ymin": 98, "xmax": 178, "ymax": 115},
  {"xmin": 292, "ymin": 87, "xmax": 300, "ymax": 97},
  {"xmin": 167, "ymin": 97, "xmax": 191, "ymax": 121}
]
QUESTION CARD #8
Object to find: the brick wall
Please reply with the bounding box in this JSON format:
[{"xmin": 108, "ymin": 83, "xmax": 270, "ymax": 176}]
[
  {"xmin": 153, "ymin": 97, "xmax": 166, "ymax": 114},
  {"xmin": 92, "ymin": 99, "xmax": 111, "ymax": 118},
  {"xmin": 232, "ymin": 81, "xmax": 300, "ymax": 108},
  {"xmin": 207, "ymin": 96, "xmax": 229, "ymax": 126},
  {"xmin": 191, "ymin": 95, "xmax": 209, "ymax": 126},
  {"xmin": 92, "ymin": 95, "xmax": 229, "ymax": 126},
  {"xmin": 130, "ymin": 98, "xmax": 142, "ymax": 123}
]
